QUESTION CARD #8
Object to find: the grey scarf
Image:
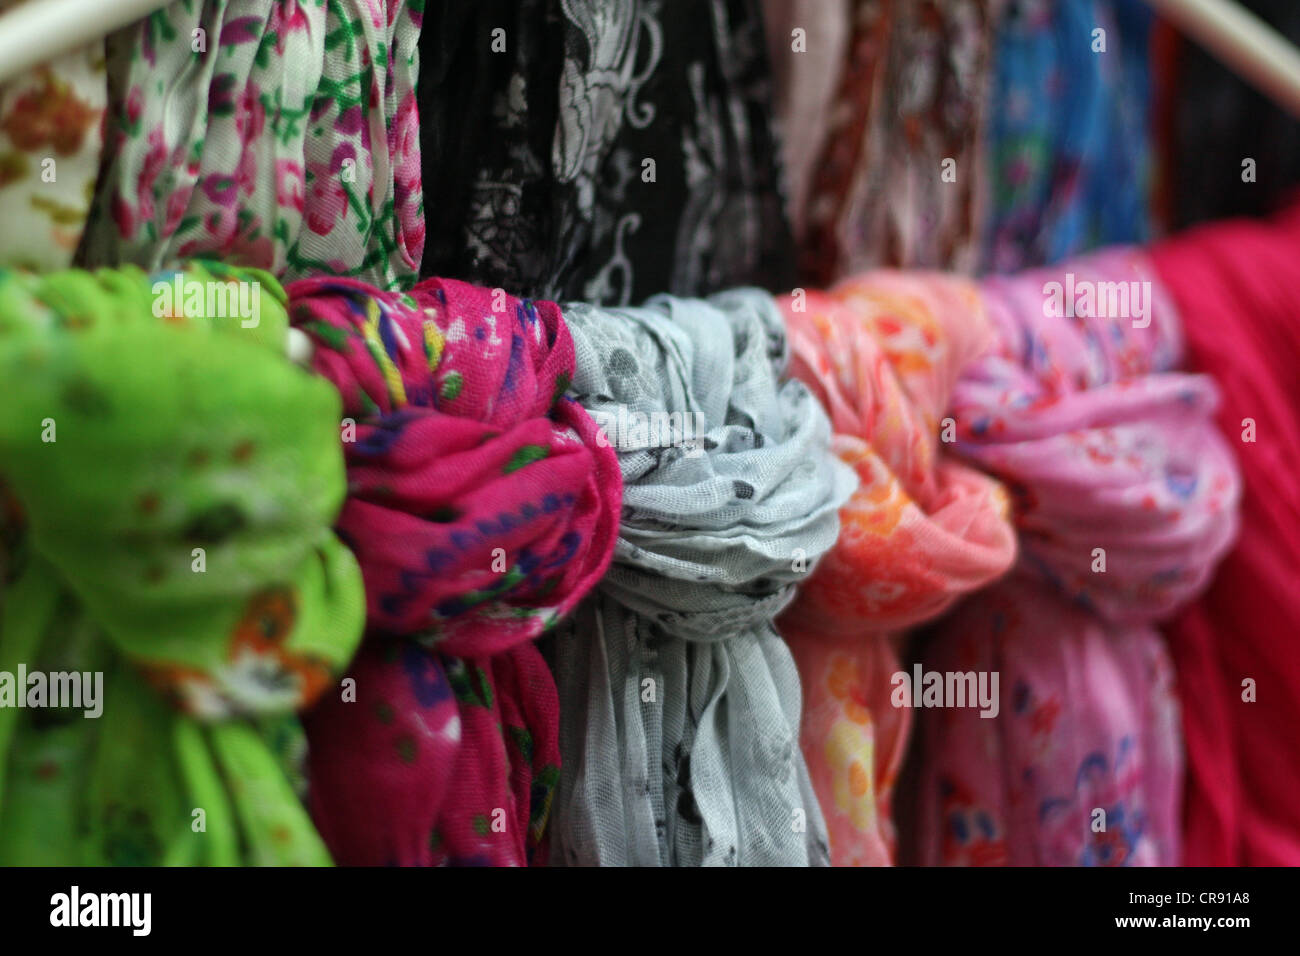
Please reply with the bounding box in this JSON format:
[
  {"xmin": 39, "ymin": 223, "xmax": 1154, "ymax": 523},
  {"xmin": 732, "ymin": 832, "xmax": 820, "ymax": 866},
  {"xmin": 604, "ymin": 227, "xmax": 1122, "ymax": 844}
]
[{"xmin": 550, "ymin": 289, "xmax": 857, "ymax": 865}]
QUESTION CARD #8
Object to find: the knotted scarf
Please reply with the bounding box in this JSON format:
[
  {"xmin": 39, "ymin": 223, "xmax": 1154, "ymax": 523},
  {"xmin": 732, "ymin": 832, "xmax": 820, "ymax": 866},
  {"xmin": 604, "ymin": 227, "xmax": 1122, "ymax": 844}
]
[
  {"xmin": 908, "ymin": 247, "xmax": 1240, "ymax": 866},
  {"xmin": 0, "ymin": 262, "xmax": 364, "ymax": 865},
  {"xmin": 549, "ymin": 289, "xmax": 857, "ymax": 866},
  {"xmin": 81, "ymin": 0, "xmax": 423, "ymax": 290},
  {"xmin": 774, "ymin": 273, "xmax": 1018, "ymax": 866},
  {"xmin": 292, "ymin": 277, "xmax": 620, "ymax": 865},
  {"xmin": 0, "ymin": 0, "xmax": 105, "ymax": 270}
]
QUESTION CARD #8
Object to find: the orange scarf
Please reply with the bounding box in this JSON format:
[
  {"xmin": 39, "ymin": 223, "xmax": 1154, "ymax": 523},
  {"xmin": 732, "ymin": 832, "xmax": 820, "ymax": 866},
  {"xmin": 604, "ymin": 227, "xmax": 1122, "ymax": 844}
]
[{"xmin": 777, "ymin": 272, "xmax": 1017, "ymax": 865}]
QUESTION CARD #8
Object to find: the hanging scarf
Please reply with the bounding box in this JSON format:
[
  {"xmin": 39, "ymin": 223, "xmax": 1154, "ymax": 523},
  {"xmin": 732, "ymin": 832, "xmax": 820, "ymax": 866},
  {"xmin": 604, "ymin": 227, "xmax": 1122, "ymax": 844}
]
[
  {"xmin": 980, "ymin": 0, "xmax": 1153, "ymax": 273},
  {"xmin": 762, "ymin": 0, "xmax": 850, "ymax": 244},
  {"xmin": 292, "ymin": 276, "xmax": 620, "ymax": 865},
  {"xmin": 0, "ymin": 262, "xmax": 364, "ymax": 865},
  {"xmin": 417, "ymin": 0, "xmax": 793, "ymax": 304},
  {"xmin": 1152, "ymin": 203, "xmax": 1300, "ymax": 865},
  {"xmin": 774, "ymin": 273, "xmax": 1018, "ymax": 865},
  {"xmin": 908, "ymin": 247, "xmax": 1240, "ymax": 866},
  {"xmin": 794, "ymin": 0, "xmax": 998, "ymax": 283},
  {"xmin": 549, "ymin": 288, "xmax": 857, "ymax": 866},
  {"xmin": 0, "ymin": 2, "xmax": 105, "ymax": 270},
  {"xmin": 80, "ymin": 0, "xmax": 423, "ymax": 290}
]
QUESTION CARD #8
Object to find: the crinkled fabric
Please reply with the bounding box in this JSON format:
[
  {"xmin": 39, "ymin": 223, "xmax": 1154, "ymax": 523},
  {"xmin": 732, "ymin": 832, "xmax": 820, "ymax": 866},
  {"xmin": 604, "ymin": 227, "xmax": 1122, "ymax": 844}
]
[
  {"xmin": 80, "ymin": 0, "xmax": 423, "ymax": 289},
  {"xmin": 980, "ymin": 0, "xmax": 1153, "ymax": 273},
  {"xmin": 1153, "ymin": 203, "xmax": 1300, "ymax": 866},
  {"xmin": 775, "ymin": 273, "xmax": 1017, "ymax": 865},
  {"xmin": 0, "ymin": 10, "xmax": 105, "ymax": 270},
  {"xmin": 0, "ymin": 262, "xmax": 364, "ymax": 865},
  {"xmin": 550, "ymin": 288, "xmax": 857, "ymax": 866},
  {"xmin": 909, "ymin": 247, "xmax": 1241, "ymax": 866},
  {"xmin": 292, "ymin": 277, "xmax": 620, "ymax": 865}
]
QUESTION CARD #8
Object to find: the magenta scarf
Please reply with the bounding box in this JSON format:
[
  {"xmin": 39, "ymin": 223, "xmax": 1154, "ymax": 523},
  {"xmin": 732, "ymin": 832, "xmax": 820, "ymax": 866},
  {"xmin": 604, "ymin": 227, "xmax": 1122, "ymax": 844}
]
[
  {"xmin": 290, "ymin": 277, "xmax": 621, "ymax": 865},
  {"xmin": 908, "ymin": 247, "xmax": 1241, "ymax": 866}
]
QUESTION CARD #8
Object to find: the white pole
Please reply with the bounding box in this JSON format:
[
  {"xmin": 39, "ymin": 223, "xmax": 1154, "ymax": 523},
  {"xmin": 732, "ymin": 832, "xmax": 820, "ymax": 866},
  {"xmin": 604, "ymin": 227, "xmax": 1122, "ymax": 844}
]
[
  {"xmin": 1146, "ymin": 0, "xmax": 1300, "ymax": 118},
  {"xmin": 0, "ymin": 0, "xmax": 168, "ymax": 85}
]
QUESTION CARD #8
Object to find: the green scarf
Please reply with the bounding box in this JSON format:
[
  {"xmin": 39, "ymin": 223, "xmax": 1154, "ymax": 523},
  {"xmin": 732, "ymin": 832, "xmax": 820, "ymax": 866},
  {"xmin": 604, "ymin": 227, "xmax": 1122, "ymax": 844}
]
[{"xmin": 0, "ymin": 262, "xmax": 364, "ymax": 864}]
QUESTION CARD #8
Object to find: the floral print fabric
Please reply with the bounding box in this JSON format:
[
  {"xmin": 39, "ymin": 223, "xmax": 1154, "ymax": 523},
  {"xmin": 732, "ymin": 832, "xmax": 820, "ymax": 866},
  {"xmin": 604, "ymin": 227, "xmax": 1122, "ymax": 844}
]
[
  {"xmin": 909, "ymin": 247, "xmax": 1241, "ymax": 865},
  {"xmin": 776, "ymin": 273, "xmax": 1017, "ymax": 865},
  {"xmin": 80, "ymin": 0, "xmax": 423, "ymax": 289},
  {"xmin": 0, "ymin": 262, "xmax": 364, "ymax": 864},
  {"xmin": 0, "ymin": 12, "xmax": 105, "ymax": 270},
  {"xmin": 292, "ymin": 277, "xmax": 620, "ymax": 865},
  {"xmin": 980, "ymin": 0, "xmax": 1153, "ymax": 273}
]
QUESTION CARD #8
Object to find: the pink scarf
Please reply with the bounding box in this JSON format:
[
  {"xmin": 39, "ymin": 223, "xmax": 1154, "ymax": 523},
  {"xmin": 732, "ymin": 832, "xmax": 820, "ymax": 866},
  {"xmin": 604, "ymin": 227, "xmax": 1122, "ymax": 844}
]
[
  {"xmin": 291, "ymin": 277, "xmax": 621, "ymax": 865},
  {"xmin": 1153, "ymin": 203, "xmax": 1300, "ymax": 865},
  {"xmin": 777, "ymin": 272, "xmax": 1017, "ymax": 865},
  {"xmin": 909, "ymin": 248, "xmax": 1240, "ymax": 866}
]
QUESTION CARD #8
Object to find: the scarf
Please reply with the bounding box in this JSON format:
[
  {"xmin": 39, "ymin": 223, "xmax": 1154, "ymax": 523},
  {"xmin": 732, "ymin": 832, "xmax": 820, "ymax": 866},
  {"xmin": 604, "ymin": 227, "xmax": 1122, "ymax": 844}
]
[
  {"xmin": 980, "ymin": 0, "xmax": 1153, "ymax": 273},
  {"xmin": 0, "ymin": 5, "xmax": 105, "ymax": 270},
  {"xmin": 549, "ymin": 288, "xmax": 857, "ymax": 866},
  {"xmin": 762, "ymin": 0, "xmax": 850, "ymax": 244},
  {"xmin": 292, "ymin": 276, "xmax": 620, "ymax": 865},
  {"xmin": 775, "ymin": 272, "xmax": 1018, "ymax": 865},
  {"xmin": 795, "ymin": 0, "xmax": 998, "ymax": 282},
  {"xmin": 908, "ymin": 247, "xmax": 1240, "ymax": 866},
  {"xmin": 0, "ymin": 262, "xmax": 364, "ymax": 865},
  {"xmin": 1153, "ymin": 203, "xmax": 1300, "ymax": 865},
  {"xmin": 80, "ymin": 0, "xmax": 423, "ymax": 290},
  {"xmin": 417, "ymin": 0, "xmax": 794, "ymax": 304}
]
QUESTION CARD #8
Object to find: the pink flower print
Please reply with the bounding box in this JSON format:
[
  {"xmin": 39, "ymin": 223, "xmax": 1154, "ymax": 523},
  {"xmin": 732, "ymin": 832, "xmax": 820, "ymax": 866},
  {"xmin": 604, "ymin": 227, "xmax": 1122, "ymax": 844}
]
[
  {"xmin": 111, "ymin": 190, "xmax": 135, "ymax": 239},
  {"xmin": 277, "ymin": 0, "xmax": 312, "ymax": 36},
  {"xmin": 276, "ymin": 160, "xmax": 305, "ymax": 213},
  {"xmin": 219, "ymin": 17, "xmax": 264, "ymax": 49},
  {"xmin": 226, "ymin": 222, "xmax": 275, "ymax": 269},
  {"xmin": 135, "ymin": 125, "xmax": 169, "ymax": 226},
  {"xmin": 163, "ymin": 188, "xmax": 191, "ymax": 236},
  {"xmin": 334, "ymin": 105, "xmax": 363, "ymax": 137},
  {"xmin": 305, "ymin": 159, "xmax": 348, "ymax": 237},
  {"xmin": 391, "ymin": 94, "xmax": 420, "ymax": 197},
  {"xmin": 125, "ymin": 85, "xmax": 144, "ymax": 131},
  {"xmin": 234, "ymin": 83, "xmax": 266, "ymax": 193},
  {"xmin": 200, "ymin": 206, "xmax": 237, "ymax": 248},
  {"xmin": 390, "ymin": 92, "xmax": 424, "ymax": 263},
  {"xmin": 202, "ymin": 173, "xmax": 238, "ymax": 210}
]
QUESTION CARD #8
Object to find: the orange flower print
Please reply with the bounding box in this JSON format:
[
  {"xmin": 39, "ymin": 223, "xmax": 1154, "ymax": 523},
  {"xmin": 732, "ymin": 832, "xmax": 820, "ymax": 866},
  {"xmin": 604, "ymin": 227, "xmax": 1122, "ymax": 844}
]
[
  {"xmin": 1, "ymin": 69, "xmax": 98, "ymax": 155},
  {"xmin": 827, "ymin": 653, "xmax": 873, "ymax": 726},
  {"xmin": 143, "ymin": 588, "xmax": 331, "ymax": 718}
]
